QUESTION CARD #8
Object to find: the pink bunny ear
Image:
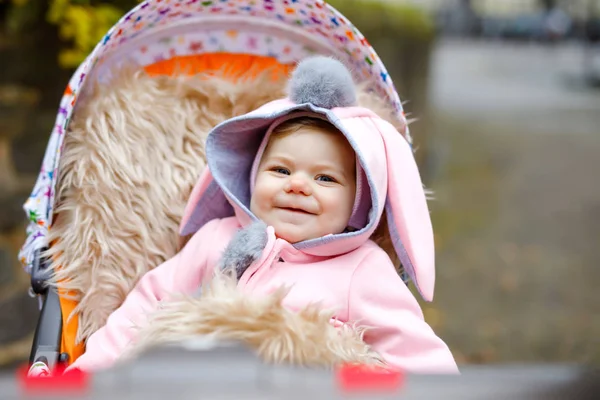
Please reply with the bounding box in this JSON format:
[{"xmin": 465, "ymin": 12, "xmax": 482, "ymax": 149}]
[
  {"xmin": 179, "ymin": 167, "xmax": 213, "ymax": 235},
  {"xmin": 375, "ymin": 119, "xmax": 436, "ymax": 301}
]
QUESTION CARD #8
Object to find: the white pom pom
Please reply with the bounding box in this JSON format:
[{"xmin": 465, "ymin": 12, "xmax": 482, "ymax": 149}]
[{"xmin": 288, "ymin": 56, "xmax": 357, "ymax": 109}]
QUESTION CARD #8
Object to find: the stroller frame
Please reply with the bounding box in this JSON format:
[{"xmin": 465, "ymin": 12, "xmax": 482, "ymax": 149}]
[{"xmin": 29, "ymin": 249, "xmax": 68, "ymax": 368}]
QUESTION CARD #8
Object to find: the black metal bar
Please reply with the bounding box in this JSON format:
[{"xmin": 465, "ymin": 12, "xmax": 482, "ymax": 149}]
[
  {"xmin": 28, "ymin": 287, "xmax": 63, "ymax": 369},
  {"xmin": 28, "ymin": 248, "xmax": 64, "ymax": 369},
  {"xmin": 30, "ymin": 248, "xmax": 52, "ymax": 295}
]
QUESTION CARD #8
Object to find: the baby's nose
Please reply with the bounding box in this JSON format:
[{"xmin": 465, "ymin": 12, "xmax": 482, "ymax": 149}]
[{"xmin": 285, "ymin": 175, "xmax": 312, "ymax": 196}]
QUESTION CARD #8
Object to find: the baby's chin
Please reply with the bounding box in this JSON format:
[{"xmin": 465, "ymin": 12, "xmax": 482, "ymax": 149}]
[
  {"xmin": 274, "ymin": 225, "xmax": 343, "ymax": 244},
  {"xmin": 274, "ymin": 231, "xmax": 310, "ymax": 244},
  {"xmin": 271, "ymin": 224, "xmax": 312, "ymax": 243}
]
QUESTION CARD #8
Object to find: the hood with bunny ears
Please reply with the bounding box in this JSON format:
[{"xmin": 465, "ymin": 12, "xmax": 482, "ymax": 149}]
[{"xmin": 179, "ymin": 56, "xmax": 436, "ymax": 302}]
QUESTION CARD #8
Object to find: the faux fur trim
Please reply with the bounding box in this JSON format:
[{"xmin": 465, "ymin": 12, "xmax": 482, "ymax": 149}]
[
  {"xmin": 218, "ymin": 220, "xmax": 268, "ymax": 280},
  {"xmin": 47, "ymin": 67, "xmax": 288, "ymax": 343},
  {"xmin": 46, "ymin": 65, "xmax": 400, "ymax": 344},
  {"xmin": 124, "ymin": 272, "xmax": 384, "ymax": 368}
]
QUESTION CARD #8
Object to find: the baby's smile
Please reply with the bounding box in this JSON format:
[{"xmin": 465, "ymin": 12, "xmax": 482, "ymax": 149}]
[
  {"xmin": 277, "ymin": 207, "xmax": 314, "ymax": 215},
  {"xmin": 250, "ymin": 120, "xmax": 356, "ymax": 244},
  {"xmin": 273, "ymin": 197, "xmax": 319, "ymax": 215}
]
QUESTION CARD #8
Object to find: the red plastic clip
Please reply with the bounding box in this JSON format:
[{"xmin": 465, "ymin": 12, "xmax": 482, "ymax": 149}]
[
  {"xmin": 16, "ymin": 364, "xmax": 90, "ymax": 395},
  {"xmin": 336, "ymin": 364, "xmax": 404, "ymax": 393}
]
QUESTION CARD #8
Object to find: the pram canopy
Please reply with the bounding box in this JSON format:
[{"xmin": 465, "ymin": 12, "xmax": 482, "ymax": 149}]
[{"xmin": 19, "ymin": 0, "xmax": 409, "ymax": 274}]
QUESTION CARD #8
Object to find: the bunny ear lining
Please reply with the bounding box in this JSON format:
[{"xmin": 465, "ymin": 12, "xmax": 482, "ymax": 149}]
[{"xmin": 375, "ymin": 118, "xmax": 436, "ymax": 302}]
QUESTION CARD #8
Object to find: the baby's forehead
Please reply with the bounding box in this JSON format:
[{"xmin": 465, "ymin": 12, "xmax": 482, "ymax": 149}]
[
  {"xmin": 267, "ymin": 125, "xmax": 352, "ymax": 149},
  {"xmin": 262, "ymin": 127, "xmax": 356, "ymax": 170},
  {"xmin": 263, "ymin": 131, "xmax": 354, "ymax": 166}
]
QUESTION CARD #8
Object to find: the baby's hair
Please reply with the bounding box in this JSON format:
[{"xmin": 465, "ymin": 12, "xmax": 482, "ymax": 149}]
[
  {"xmin": 270, "ymin": 116, "xmax": 403, "ymax": 275},
  {"xmin": 271, "ymin": 115, "xmax": 341, "ymax": 138}
]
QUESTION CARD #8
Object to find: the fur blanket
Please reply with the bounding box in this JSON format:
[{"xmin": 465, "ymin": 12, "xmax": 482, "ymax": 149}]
[
  {"xmin": 124, "ymin": 272, "xmax": 384, "ymax": 368},
  {"xmin": 46, "ymin": 63, "xmax": 404, "ymax": 352}
]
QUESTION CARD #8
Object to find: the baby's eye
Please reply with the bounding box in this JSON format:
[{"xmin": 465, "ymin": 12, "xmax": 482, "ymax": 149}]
[
  {"xmin": 271, "ymin": 167, "xmax": 290, "ymax": 175},
  {"xmin": 316, "ymin": 175, "xmax": 337, "ymax": 183}
]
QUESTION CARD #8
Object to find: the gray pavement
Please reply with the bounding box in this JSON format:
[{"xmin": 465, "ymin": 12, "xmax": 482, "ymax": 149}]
[{"xmin": 422, "ymin": 39, "xmax": 600, "ymax": 364}]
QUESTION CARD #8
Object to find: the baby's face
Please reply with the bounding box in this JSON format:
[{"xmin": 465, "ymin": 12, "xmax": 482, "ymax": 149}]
[{"xmin": 250, "ymin": 127, "xmax": 356, "ymax": 243}]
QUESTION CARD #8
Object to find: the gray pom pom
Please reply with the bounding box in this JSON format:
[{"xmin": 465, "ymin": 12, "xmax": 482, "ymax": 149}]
[
  {"xmin": 218, "ymin": 220, "xmax": 268, "ymax": 280},
  {"xmin": 289, "ymin": 56, "xmax": 357, "ymax": 109}
]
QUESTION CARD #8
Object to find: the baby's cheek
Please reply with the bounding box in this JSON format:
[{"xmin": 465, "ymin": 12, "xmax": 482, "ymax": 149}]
[{"xmin": 329, "ymin": 190, "xmax": 353, "ymax": 214}]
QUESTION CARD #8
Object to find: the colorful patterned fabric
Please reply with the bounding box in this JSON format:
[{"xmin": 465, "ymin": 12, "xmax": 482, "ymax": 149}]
[{"xmin": 19, "ymin": 0, "xmax": 408, "ymax": 273}]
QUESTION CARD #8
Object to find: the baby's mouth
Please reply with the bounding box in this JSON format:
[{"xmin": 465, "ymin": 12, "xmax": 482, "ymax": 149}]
[{"xmin": 277, "ymin": 206, "xmax": 314, "ymax": 215}]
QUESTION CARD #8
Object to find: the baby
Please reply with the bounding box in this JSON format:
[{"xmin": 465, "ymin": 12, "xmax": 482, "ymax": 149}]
[{"xmin": 33, "ymin": 56, "xmax": 458, "ymax": 375}]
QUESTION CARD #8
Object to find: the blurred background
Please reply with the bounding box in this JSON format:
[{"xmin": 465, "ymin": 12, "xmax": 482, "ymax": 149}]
[{"xmin": 1, "ymin": 0, "xmax": 599, "ymax": 370}]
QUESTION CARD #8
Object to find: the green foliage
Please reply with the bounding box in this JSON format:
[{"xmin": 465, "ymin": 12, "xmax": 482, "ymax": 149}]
[
  {"xmin": 4, "ymin": 0, "xmax": 44, "ymax": 34},
  {"xmin": 327, "ymin": 0, "xmax": 435, "ymax": 41},
  {"xmin": 3, "ymin": 0, "xmax": 139, "ymax": 68},
  {"xmin": 47, "ymin": 0, "xmax": 131, "ymax": 68}
]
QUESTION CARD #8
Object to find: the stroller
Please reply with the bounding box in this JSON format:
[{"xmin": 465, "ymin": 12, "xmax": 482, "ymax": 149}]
[{"xmin": 20, "ymin": 0, "xmax": 409, "ymax": 370}]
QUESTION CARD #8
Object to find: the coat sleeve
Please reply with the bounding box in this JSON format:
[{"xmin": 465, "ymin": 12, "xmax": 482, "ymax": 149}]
[
  {"xmin": 67, "ymin": 218, "xmax": 224, "ymax": 372},
  {"xmin": 347, "ymin": 249, "xmax": 459, "ymax": 374}
]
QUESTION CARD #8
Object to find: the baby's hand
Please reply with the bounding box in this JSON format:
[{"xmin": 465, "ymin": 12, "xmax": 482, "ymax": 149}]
[{"xmin": 28, "ymin": 361, "xmax": 51, "ymax": 378}]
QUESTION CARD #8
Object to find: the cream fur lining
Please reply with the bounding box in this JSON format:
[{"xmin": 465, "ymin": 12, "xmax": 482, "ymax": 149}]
[
  {"xmin": 47, "ymin": 67, "xmax": 288, "ymax": 343},
  {"xmin": 46, "ymin": 65, "xmax": 401, "ymax": 345},
  {"xmin": 124, "ymin": 272, "xmax": 384, "ymax": 368}
]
